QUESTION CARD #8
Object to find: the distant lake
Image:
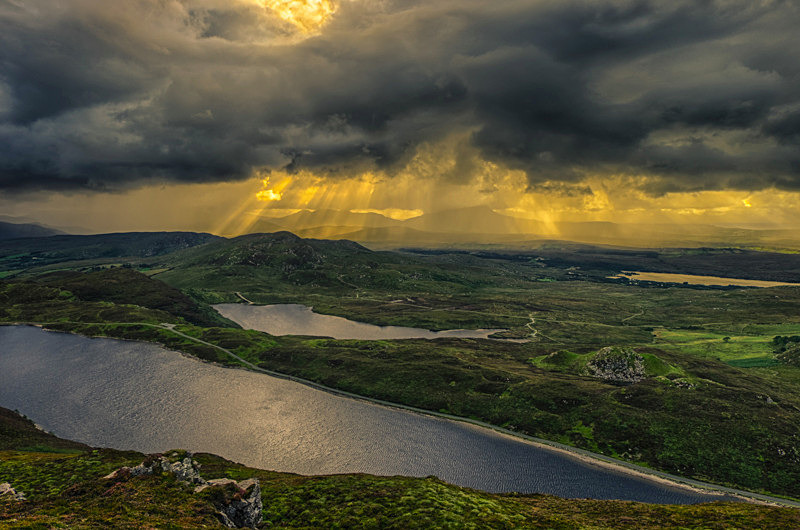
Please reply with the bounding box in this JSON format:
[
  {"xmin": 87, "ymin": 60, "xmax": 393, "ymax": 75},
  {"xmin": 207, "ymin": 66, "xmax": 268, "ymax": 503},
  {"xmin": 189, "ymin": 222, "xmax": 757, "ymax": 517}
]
[
  {"xmin": 0, "ymin": 325, "xmax": 734, "ymax": 504},
  {"xmin": 214, "ymin": 303, "xmax": 506, "ymax": 340},
  {"xmin": 609, "ymin": 271, "xmax": 800, "ymax": 288}
]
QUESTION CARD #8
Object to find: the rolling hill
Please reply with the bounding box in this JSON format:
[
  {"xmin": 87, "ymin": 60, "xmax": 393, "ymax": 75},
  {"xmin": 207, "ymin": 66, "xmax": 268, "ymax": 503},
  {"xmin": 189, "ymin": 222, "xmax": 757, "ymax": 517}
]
[{"xmin": 0, "ymin": 221, "xmax": 64, "ymax": 240}]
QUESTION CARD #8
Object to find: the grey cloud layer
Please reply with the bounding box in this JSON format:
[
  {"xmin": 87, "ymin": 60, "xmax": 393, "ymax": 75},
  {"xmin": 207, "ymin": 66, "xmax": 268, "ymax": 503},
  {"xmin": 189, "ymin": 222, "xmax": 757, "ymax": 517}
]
[{"xmin": 1, "ymin": 0, "xmax": 798, "ymax": 193}]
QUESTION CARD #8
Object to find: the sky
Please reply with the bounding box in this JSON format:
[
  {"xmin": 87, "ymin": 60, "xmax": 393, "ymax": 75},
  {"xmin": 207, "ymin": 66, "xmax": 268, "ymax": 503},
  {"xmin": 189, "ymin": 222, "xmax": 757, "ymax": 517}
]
[{"xmin": 1, "ymin": 0, "xmax": 800, "ymax": 235}]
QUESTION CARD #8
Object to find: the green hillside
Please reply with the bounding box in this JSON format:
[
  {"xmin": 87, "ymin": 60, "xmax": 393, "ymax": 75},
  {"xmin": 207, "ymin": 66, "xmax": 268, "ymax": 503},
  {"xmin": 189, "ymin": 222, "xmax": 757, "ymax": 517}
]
[
  {"xmin": 3, "ymin": 232, "xmax": 800, "ymax": 502},
  {"xmin": 0, "ymin": 231, "xmax": 221, "ymax": 277},
  {"xmin": 3, "ymin": 270, "xmax": 800, "ymax": 499}
]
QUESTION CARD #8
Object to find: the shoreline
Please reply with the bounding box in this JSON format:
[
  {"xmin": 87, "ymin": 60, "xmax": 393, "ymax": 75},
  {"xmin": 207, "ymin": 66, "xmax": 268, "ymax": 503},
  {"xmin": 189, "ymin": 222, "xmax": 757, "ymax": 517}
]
[{"xmin": 2, "ymin": 322, "xmax": 799, "ymax": 507}]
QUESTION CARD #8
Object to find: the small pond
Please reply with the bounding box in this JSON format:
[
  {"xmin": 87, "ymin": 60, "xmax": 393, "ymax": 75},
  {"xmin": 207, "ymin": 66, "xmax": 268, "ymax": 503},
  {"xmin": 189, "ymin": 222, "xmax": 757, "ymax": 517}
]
[{"xmin": 214, "ymin": 303, "xmax": 506, "ymax": 340}]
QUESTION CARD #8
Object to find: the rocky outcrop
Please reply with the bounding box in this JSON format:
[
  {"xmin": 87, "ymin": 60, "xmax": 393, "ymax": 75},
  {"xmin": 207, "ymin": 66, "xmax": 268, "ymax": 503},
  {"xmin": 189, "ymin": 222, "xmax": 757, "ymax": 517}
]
[
  {"xmin": 161, "ymin": 455, "xmax": 206, "ymax": 484},
  {"xmin": 104, "ymin": 452, "xmax": 203, "ymax": 484},
  {"xmin": 196, "ymin": 478, "xmax": 263, "ymax": 528},
  {"xmin": 584, "ymin": 346, "xmax": 646, "ymax": 384},
  {"xmin": 673, "ymin": 378, "xmax": 696, "ymax": 389},
  {"xmin": 104, "ymin": 451, "xmax": 261, "ymax": 528},
  {"xmin": 0, "ymin": 482, "xmax": 25, "ymax": 501}
]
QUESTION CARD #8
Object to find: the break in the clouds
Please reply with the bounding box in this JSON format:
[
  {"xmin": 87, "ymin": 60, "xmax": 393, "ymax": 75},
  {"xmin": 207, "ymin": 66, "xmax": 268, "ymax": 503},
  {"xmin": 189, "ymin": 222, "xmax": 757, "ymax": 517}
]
[{"xmin": 0, "ymin": 0, "xmax": 799, "ymax": 194}]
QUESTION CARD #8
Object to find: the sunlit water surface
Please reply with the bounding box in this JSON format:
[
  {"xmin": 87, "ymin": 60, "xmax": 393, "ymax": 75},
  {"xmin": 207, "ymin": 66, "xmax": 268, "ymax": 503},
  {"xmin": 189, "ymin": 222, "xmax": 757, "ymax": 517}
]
[
  {"xmin": 0, "ymin": 325, "xmax": 735, "ymax": 503},
  {"xmin": 214, "ymin": 303, "xmax": 506, "ymax": 340}
]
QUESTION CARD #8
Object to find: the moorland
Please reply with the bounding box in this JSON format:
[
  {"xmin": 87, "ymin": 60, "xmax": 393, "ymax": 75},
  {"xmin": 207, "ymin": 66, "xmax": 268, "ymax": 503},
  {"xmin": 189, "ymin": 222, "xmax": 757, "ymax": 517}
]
[{"xmin": 2, "ymin": 229, "xmax": 800, "ymax": 526}]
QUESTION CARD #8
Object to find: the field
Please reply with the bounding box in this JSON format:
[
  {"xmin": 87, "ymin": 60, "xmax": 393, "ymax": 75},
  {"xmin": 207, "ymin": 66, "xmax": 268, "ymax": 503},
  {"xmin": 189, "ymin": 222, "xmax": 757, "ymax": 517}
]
[{"xmin": 2, "ymin": 232, "xmax": 800, "ymax": 508}]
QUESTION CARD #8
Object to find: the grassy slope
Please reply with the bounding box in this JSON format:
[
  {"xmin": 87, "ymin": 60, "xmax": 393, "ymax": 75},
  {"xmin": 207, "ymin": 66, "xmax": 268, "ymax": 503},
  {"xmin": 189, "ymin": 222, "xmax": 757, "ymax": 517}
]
[
  {"xmin": 188, "ymin": 327, "xmax": 800, "ymax": 498},
  {"xmin": 148, "ymin": 234, "xmax": 800, "ymax": 496},
  {"xmin": 0, "ymin": 268, "xmax": 237, "ymax": 329},
  {"xmin": 0, "ymin": 231, "xmax": 221, "ymax": 275},
  {"xmin": 29, "ymin": 268, "xmax": 234, "ymax": 327},
  {"xmin": 11, "ymin": 302, "xmax": 800, "ymax": 499},
  {"xmin": 3, "ymin": 234, "xmax": 800, "ymax": 498},
  {"xmin": 1, "ymin": 407, "xmax": 799, "ymax": 529}
]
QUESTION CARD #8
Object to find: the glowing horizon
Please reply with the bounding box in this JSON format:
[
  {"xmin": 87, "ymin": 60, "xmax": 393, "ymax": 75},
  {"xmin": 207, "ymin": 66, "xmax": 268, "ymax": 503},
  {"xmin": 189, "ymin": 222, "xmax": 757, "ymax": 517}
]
[{"xmin": 4, "ymin": 169, "xmax": 800, "ymax": 245}]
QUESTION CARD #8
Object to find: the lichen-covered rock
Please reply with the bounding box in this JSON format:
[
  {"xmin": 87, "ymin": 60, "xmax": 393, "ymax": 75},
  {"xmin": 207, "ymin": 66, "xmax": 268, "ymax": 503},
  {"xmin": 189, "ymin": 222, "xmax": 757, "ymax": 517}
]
[
  {"xmin": 196, "ymin": 478, "xmax": 263, "ymax": 528},
  {"xmin": 0, "ymin": 482, "xmax": 26, "ymax": 501},
  {"xmin": 584, "ymin": 346, "xmax": 646, "ymax": 384},
  {"xmin": 162, "ymin": 455, "xmax": 205, "ymax": 484},
  {"xmin": 104, "ymin": 451, "xmax": 205, "ymax": 484},
  {"xmin": 104, "ymin": 451, "xmax": 262, "ymax": 528}
]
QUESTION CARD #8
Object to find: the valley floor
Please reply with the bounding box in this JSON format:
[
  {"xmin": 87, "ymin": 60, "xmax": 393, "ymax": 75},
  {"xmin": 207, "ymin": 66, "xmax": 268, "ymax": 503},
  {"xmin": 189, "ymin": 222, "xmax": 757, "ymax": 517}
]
[{"xmin": 3, "ymin": 234, "xmax": 800, "ymax": 526}]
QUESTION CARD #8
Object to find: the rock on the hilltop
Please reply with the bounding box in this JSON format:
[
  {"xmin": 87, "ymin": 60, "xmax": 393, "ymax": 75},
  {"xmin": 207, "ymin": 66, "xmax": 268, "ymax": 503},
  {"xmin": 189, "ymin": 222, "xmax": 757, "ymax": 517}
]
[
  {"xmin": 584, "ymin": 346, "xmax": 646, "ymax": 384},
  {"xmin": 196, "ymin": 478, "xmax": 263, "ymax": 528},
  {"xmin": 103, "ymin": 451, "xmax": 205, "ymax": 484},
  {"xmin": 162, "ymin": 455, "xmax": 205, "ymax": 484},
  {"xmin": 104, "ymin": 451, "xmax": 262, "ymax": 528}
]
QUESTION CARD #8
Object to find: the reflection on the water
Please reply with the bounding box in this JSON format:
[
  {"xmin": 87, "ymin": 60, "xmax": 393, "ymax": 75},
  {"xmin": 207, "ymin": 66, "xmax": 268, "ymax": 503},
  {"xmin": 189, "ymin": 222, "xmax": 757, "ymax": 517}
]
[{"xmin": 215, "ymin": 303, "xmax": 505, "ymax": 340}]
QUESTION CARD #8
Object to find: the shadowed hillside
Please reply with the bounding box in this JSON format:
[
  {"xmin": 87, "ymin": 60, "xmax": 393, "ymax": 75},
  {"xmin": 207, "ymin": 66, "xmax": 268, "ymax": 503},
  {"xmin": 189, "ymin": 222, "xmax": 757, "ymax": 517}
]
[
  {"xmin": 0, "ymin": 232, "xmax": 222, "ymax": 275},
  {"xmin": 0, "ymin": 221, "xmax": 64, "ymax": 240}
]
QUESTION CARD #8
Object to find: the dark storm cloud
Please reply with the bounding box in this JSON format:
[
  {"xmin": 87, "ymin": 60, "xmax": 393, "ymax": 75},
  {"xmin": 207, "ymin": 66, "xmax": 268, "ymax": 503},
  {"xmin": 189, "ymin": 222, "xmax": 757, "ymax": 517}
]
[
  {"xmin": 0, "ymin": 0, "xmax": 799, "ymax": 193},
  {"xmin": 764, "ymin": 110, "xmax": 800, "ymax": 143}
]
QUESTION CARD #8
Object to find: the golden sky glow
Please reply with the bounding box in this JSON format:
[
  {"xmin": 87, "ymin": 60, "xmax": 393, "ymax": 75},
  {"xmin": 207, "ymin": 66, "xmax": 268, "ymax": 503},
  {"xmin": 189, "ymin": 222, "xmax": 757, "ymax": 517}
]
[
  {"xmin": 256, "ymin": 175, "xmax": 292, "ymax": 201},
  {"xmin": 350, "ymin": 208, "xmax": 424, "ymax": 221},
  {"xmin": 253, "ymin": 0, "xmax": 337, "ymax": 33},
  {"xmin": 235, "ymin": 135, "xmax": 799, "ymax": 236},
  {"xmin": 3, "ymin": 167, "xmax": 800, "ymax": 246},
  {"xmin": 3, "ymin": 128, "xmax": 799, "ymax": 241}
]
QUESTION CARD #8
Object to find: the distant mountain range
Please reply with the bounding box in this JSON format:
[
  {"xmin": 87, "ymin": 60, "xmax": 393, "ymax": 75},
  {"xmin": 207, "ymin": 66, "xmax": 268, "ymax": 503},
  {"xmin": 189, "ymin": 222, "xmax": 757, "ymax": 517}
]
[
  {"xmin": 244, "ymin": 206, "xmax": 800, "ymax": 250},
  {"xmin": 275, "ymin": 209, "xmax": 400, "ymax": 230},
  {"xmin": 3, "ymin": 225, "xmax": 800, "ymax": 284},
  {"xmin": 5, "ymin": 206, "xmax": 800, "ymax": 250}
]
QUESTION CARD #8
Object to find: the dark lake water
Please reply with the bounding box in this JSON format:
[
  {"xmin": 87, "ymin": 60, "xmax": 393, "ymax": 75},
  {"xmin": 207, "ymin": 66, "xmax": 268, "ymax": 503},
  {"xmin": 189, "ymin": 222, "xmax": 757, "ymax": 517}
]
[
  {"xmin": 214, "ymin": 303, "xmax": 506, "ymax": 340},
  {"xmin": 0, "ymin": 325, "xmax": 735, "ymax": 504}
]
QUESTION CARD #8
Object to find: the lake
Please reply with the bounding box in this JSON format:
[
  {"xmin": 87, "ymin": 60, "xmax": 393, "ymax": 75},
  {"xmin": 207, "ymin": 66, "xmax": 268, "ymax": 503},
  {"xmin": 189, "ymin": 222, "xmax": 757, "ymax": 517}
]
[
  {"xmin": 609, "ymin": 271, "xmax": 800, "ymax": 288},
  {"xmin": 214, "ymin": 303, "xmax": 506, "ymax": 340},
  {"xmin": 0, "ymin": 325, "xmax": 736, "ymax": 504}
]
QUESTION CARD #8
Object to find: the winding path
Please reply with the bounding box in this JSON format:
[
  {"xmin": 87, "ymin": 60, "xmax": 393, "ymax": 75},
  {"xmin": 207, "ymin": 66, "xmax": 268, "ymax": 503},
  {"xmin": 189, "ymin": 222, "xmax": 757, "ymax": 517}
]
[
  {"xmin": 526, "ymin": 313, "xmax": 538, "ymax": 339},
  {"xmin": 622, "ymin": 307, "xmax": 645, "ymax": 323},
  {"xmin": 235, "ymin": 292, "xmax": 255, "ymax": 304},
  {"xmin": 526, "ymin": 313, "xmax": 564, "ymax": 344}
]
